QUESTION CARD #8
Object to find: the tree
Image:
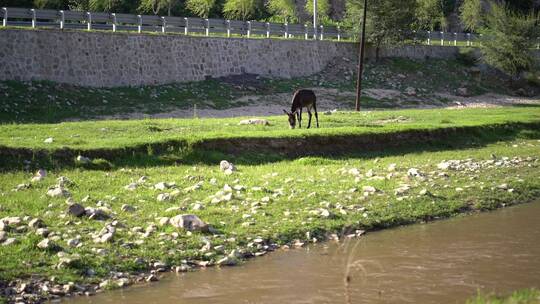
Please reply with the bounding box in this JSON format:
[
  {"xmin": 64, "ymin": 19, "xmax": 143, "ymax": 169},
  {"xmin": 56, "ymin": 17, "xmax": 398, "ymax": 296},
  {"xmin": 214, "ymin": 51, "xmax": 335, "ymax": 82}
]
[
  {"xmin": 222, "ymin": 0, "xmax": 260, "ymax": 20},
  {"xmin": 186, "ymin": 0, "xmax": 216, "ymax": 18},
  {"xmin": 478, "ymin": 1, "xmax": 539, "ymax": 78},
  {"xmin": 138, "ymin": 0, "xmax": 179, "ymax": 16},
  {"xmin": 459, "ymin": 0, "xmax": 482, "ymax": 31},
  {"xmin": 345, "ymin": 0, "xmax": 417, "ymax": 60},
  {"xmin": 33, "ymin": 0, "xmax": 70, "ymax": 9},
  {"xmin": 415, "ymin": 0, "xmax": 444, "ymax": 31},
  {"xmin": 266, "ymin": 0, "xmax": 296, "ymax": 23},
  {"xmin": 305, "ymin": 0, "xmax": 330, "ymax": 23}
]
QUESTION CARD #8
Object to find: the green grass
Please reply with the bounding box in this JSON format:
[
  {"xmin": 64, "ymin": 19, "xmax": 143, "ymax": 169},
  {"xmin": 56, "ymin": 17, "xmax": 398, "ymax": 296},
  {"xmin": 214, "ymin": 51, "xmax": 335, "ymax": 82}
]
[
  {"xmin": 467, "ymin": 288, "xmax": 540, "ymax": 304},
  {"xmin": 0, "ymin": 55, "xmax": 515, "ymax": 123},
  {"xmin": 1, "ymin": 106, "xmax": 540, "ymax": 302},
  {"xmin": 1, "ymin": 107, "xmax": 538, "ymax": 152}
]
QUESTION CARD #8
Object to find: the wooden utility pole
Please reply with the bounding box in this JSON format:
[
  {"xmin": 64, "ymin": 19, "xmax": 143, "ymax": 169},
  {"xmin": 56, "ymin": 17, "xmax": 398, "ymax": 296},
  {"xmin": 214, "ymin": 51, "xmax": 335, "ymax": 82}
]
[{"xmin": 355, "ymin": 0, "xmax": 368, "ymax": 111}]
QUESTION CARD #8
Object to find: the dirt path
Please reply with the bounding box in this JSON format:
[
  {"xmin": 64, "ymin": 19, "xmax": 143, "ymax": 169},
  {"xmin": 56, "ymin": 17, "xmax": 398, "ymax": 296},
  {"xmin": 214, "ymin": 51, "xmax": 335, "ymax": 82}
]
[{"xmin": 98, "ymin": 89, "xmax": 540, "ymax": 120}]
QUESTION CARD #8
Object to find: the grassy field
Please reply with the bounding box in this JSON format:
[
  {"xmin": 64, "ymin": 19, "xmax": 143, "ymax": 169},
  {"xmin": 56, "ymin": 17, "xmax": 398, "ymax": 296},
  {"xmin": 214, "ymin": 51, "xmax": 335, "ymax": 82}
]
[
  {"xmin": 467, "ymin": 288, "xmax": 540, "ymax": 304},
  {"xmin": 0, "ymin": 106, "xmax": 540, "ymax": 302},
  {"xmin": 0, "ymin": 56, "xmax": 511, "ymax": 123}
]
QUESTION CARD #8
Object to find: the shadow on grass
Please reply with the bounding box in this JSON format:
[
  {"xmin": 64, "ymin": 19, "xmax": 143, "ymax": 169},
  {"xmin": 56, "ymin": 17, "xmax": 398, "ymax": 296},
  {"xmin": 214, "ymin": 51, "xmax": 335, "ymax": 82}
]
[{"xmin": 1, "ymin": 122, "xmax": 539, "ymax": 172}]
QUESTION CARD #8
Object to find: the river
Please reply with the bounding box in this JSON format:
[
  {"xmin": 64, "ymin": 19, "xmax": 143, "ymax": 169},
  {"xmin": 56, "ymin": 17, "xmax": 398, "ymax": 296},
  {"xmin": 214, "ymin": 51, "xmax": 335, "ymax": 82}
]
[{"xmin": 68, "ymin": 201, "xmax": 540, "ymax": 304}]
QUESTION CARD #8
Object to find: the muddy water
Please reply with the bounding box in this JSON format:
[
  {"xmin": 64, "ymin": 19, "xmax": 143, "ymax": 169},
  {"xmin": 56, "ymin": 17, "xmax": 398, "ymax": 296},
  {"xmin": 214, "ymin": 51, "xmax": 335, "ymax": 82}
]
[{"xmin": 70, "ymin": 202, "xmax": 540, "ymax": 304}]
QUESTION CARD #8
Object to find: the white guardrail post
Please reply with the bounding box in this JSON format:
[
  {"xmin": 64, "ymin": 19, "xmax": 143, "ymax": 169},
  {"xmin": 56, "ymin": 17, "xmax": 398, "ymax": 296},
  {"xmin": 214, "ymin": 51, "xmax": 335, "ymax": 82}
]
[
  {"xmin": 161, "ymin": 16, "xmax": 166, "ymax": 33},
  {"xmin": 111, "ymin": 13, "xmax": 117, "ymax": 32},
  {"xmin": 30, "ymin": 9, "xmax": 36, "ymax": 28},
  {"xmin": 87, "ymin": 12, "xmax": 92, "ymax": 31},
  {"xmin": 2, "ymin": 7, "xmax": 6, "ymax": 27},
  {"xmin": 1, "ymin": 7, "xmax": 511, "ymax": 48},
  {"xmin": 59, "ymin": 10, "xmax": 65, "ymax": 29}
]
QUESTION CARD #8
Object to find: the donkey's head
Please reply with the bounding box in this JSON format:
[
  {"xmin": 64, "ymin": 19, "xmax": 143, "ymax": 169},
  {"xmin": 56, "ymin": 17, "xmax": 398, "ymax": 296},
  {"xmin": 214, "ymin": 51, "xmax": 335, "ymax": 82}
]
[{"xmin": 283, "ymin": 110, "xmax": 296, "ymax": 129}]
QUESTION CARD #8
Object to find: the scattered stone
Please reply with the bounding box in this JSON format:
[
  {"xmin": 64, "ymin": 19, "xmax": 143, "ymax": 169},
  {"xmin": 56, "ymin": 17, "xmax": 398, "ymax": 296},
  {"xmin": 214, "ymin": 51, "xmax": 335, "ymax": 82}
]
[
  {"xmin": 124, "ymin": 183, "xmax": 138, "ymax": 191},
  {"xmin": 497, "ymin": 183, "xmax": 509, "ymax": 190},
  {"xmin": 146, "ymin": 275, "xmax": 159, "ymax": 282},
  {"xmin": 56, "ymin": 176, "xmax": 73, "ymax": 187},
  {"xmin": 66, "ymin": 238, "xmax": 80, "ymax": 247},
  {"xmin": 2, "ymin": 238, "xmax": 17, "ymax": 246},
  {"xmin": 220, "ymin": 160, "xmax": 236, "ymax": 174},
  {"xmin": 35, "ymin": 228, "xmax": 49, "ymax": 237},
  {"xmin": 28, "ymin": 218, "xmax": 45, "ymax": 229},
  {"xmin": 121, "ymin": 204, "xmax": 136, "ymax": 212},
  {"xmin": 238, "ymin": 118, "xmax": 270, "ymax": 126},
  {"xmin": 14, "ymin": 183, "xmax": 31, "ymax": 191},
  {"xmin": 157, "ymin": 193, "xmax": 171, "ymax": 202},
  {"xmin": 169, "ymin": 214, "xmax": 209, "ymax": 232},
  {"xmin": 387, "ymin": 163, "xmax": 397, "ymax": 172},
  {"xmin": 44, "ymin": 137, "xmax": 54, "ymax": 144},
  {"xmin": 67, "ymin": 204, "xmax": 86, "ymax": 217},
  {"xmin": 154, "ymin": 182, "xmax": 172, "ymax": 191},
  {"xmin": 47, "ymin": 186, "xmax": 70, "ymax": 198},
  {"xmin": 76, "ymin": 155, "xmax": 91, "ymax": 164},
  {"xmin": 217, "ymin": 255, "xmax": 238, "ymax": 266},
  {"xmin": 31, "ymin": 169, "xmax": 47, "ymax": 182},
  {"xmin": 362, "ymin": 186, "xmax": 377, "ymax": 193},
  {"xmin": 37, "ymin": 238, "xmax": 55, "ymax": 250},
  {"xmin": 407, "ymin": 168, "xmax": 423, "ymax": 177},
  {"xmin": 0, "ymin": 231, "xmax": 6, "ymax": 242},
  {"xmin": 98, "ymin": 232, "xmax": 114, "ymax": 243}
]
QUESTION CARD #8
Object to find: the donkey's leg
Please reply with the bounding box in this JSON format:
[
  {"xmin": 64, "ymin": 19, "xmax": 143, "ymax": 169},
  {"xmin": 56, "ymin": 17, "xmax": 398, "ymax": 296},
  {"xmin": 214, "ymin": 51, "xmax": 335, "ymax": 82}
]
[
  {"xmin": 307, "ymin": 110, "xmax": 312, "ymax": 129},
  {"xmin": 297, "ymin": 109, "xmax": 302, "ymax": 128},
  {"xmin": 313, "ymin": 104, "xmax": 319, "ymax": 128}
]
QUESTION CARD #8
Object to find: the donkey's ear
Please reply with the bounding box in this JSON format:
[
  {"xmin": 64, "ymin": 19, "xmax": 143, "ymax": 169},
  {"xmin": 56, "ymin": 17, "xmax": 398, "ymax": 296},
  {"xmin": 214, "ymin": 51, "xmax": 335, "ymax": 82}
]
[{"xmin": 283, "ymin": 109, "xmax": 289, "ymax": 115}]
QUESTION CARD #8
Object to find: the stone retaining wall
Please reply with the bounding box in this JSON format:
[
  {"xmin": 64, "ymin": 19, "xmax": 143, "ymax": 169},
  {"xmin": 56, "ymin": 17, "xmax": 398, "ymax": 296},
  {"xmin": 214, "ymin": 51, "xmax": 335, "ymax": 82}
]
[{"xmin": 0, "ymin": 28, "xmax": 467, "ymax": 87}]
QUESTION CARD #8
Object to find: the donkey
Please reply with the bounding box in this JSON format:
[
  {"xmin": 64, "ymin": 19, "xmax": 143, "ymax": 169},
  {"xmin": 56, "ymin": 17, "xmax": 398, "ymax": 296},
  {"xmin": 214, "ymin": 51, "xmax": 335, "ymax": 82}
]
[{"xmin": 283, "ymin": 89, "xmax": 319, "ymax": 129}]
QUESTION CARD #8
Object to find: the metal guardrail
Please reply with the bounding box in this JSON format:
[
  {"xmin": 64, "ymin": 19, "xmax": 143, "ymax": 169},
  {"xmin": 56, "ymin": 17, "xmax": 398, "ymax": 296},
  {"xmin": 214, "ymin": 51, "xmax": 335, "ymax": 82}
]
[
  {"xmin": 2, "ymin": 7, "xmax": 539, "ymax": 48},
  {"xmin": 0, "ymin": 7, "xmax": 347, "ymax": 41}
]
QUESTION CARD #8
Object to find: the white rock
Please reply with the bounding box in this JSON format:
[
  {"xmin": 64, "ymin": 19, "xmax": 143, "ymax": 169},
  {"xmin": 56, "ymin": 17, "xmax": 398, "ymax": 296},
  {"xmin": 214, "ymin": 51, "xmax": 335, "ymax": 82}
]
[
  {"xmin": 387, "ymin": 163, "xmax": 397, "ymax": 172},
  {"xmin": 157, "ymin": 193, "xmax": 171, "ymax": 202},
  {"xmin": 76, "ymin": 155, "xmax": 91, "ymax": 164},
  {"xmin": 124, "ymin": 183, "xmax": 138, "ymax": 191},
  {"xmin": 169, "ymin": 214, "xmax": 208, "ymax": 231},
  {"xmin": 121, "ymin": 204, "xmax": 135, "ymax": 212},
  {"xmin": 362, "ymin": 186, "xmax": 377, "ymax": 193},
  {"xmin": 47, "ymin": 186, "xmax": 70, "ymax": 198},
  {"xmin": 37, "ymin": 238, "xmax": 53, "ymax": 249},
  {"xmin": 44, "ymin": 137, "xmax": 54, "ymax": 144},
  {"xmin": 238, "ymin": 118, "xmax": 270, "ymax": 126},
  {"xmin": 407, "ymin": 168, "xmax": 422, "ymax": 177}
]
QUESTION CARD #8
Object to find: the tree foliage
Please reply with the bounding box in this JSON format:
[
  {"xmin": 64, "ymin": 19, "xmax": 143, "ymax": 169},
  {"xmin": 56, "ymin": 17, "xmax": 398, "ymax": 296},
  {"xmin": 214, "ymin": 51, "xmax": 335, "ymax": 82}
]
[
  {"xmin": 345, "ymin": 0, "xmax": 417, "ymax": 59},
  {"xmin": 478, "ymin": 1, "xmax": 539, "ymax": 77},
  {"xmin": 266, "ymin": 0, "xmax": 296, "ymax": 23},
  {"xmin": 186, "ymin": 0, "xmax": 216, "ymax": 18},
  {"xmin": 222, "ymin": 0, "xmax": 260, "ymax": 20},
  {"xmin": 415, "ymin": 0, "xmax": 444, "ymax": 31},
  {"xmin": 459, "ymin": 0, "xmax": 482, "ymax": 31},
  {"xmin": 305, "ymin": 0, "xmax": 330, "ymax": 23}
]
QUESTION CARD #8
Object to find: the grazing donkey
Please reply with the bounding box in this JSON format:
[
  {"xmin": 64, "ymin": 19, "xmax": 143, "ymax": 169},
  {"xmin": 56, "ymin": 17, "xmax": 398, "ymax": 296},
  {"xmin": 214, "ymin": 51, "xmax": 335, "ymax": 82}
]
[{"xmin": 283, "ymin": 89, "xmax": 319, "ymax": 129}]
